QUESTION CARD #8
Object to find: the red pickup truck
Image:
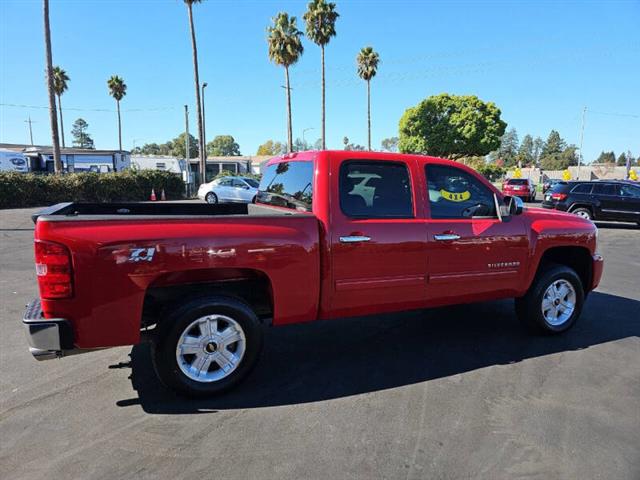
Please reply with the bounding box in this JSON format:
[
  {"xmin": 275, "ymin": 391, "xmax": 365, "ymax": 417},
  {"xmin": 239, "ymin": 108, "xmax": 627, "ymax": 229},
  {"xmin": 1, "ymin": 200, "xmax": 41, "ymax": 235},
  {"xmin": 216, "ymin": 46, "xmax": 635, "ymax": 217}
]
[{"xmin": 24, "ymin": 151, "xmax": 603, "ymax": 397}]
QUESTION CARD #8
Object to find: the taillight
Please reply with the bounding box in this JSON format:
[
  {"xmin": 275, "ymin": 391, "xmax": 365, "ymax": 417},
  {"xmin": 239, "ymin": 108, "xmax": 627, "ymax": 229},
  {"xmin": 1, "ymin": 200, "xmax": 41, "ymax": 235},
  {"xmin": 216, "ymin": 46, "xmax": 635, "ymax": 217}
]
[
  {"xmin": 551, "ymin": 193, "xmax": 568, "ymax": 201},
  {"xmin": 35, "ymin": 240, "xmax": 73, "ymax": 299}
]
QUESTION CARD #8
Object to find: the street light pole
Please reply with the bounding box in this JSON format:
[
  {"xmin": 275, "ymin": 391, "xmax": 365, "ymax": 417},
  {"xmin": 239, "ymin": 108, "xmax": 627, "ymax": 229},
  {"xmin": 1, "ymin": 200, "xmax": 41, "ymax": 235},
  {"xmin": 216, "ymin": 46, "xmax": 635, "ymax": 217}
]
[{"xmin": 201, "ymin": 82, "xmax": 208, "ymax": 179}]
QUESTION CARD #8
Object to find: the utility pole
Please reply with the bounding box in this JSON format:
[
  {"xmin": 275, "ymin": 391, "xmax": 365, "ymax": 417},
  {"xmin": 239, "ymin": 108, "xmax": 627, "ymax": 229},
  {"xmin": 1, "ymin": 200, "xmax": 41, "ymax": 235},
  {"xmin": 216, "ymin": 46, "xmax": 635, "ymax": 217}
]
[
  {"xmin": 577, "ymin": 106, "xmax": 587, "ymax": 180},
  {"xmin": 201, "ymin": 82, "xmax": 207, "ymax": 164},
  {"xmin": 24, "ymin": 116, "xmax": 35, "ymax": 145}
]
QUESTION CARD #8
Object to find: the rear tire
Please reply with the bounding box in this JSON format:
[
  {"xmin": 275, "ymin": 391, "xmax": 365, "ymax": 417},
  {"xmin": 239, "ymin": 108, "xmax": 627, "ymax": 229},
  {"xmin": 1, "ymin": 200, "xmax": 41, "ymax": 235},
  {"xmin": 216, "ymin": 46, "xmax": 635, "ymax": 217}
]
[
  {"xmin": 515, "ymin": 264, "xmax": 584, "ymax": 335},
  {"xmin": 205, "ymin": 192, "xmax": 218, "ymax": 204},
  {"xmin": 152, "ymin": 296, "xmax": 263, "ymax": 397},
  {"xmin": 571, "ymin": 207, "xmax": 592, "ymax": 220}
]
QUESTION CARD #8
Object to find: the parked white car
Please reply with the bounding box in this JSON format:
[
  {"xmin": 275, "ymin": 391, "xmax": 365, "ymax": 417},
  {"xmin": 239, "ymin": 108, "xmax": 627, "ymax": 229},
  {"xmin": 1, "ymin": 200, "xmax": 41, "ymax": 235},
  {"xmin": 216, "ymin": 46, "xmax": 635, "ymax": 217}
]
[
  {"xmin": 197, "ymin": 176, "xmax": 259, "ymax": 204},
  {"xmin": 0, "ymin": 150, "xmax": 29, "ymax": 173}
]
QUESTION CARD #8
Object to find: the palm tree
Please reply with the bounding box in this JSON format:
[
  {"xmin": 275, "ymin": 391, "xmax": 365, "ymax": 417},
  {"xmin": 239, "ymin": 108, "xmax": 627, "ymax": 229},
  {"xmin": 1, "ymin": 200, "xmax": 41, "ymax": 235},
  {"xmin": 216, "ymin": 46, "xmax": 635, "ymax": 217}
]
[
  {"xmin": 107, "ymin": 75, "xmax": 127, "ymax": 151},
  {"xmin": 303, "ymin": 0, "xmax": 338, "ymax": 150},
  {"xmin": 43, "ymin": 0, "xmax": 62, "ymax": 173},
  {"xmin": 52, "ymin": 66, "xmax": 69, "ymax": 148},
  {"xmin": 184, "ymin": 0, "xmax": 205, "ymax": 183},
  {"xmin": 267, "ymin": 12, "xmax": 304, "ymax": 153},
  {"xmin": 356, "ymin": 46, "xmax": 380, "ymax": 151}
]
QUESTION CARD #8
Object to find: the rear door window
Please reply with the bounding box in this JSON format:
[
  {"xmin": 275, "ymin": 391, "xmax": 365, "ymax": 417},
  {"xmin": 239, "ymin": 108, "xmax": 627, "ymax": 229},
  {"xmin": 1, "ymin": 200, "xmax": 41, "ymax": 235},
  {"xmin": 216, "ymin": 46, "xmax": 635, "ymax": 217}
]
[
  {"xmin": 257, "ymin": 161, "xmax": 313, "ymax": 211},
  {"xmin": 339, "ymin": 161, "xmax": 413, "ymax": 218},
  {"xmin": 426, "ymin": 164, "xmax": 497, "ymax": 219},
  {"xmin": 592, "ymin": 184, "xmax": 619, "ymax": 196}
]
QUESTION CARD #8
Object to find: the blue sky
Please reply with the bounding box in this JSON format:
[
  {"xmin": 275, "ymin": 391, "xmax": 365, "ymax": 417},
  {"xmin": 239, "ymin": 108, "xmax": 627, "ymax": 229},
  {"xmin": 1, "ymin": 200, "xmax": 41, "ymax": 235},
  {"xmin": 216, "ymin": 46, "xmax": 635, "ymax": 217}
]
[{"xmin": 1, "ymin": 0, "xmax": 638, "ymax": 161}]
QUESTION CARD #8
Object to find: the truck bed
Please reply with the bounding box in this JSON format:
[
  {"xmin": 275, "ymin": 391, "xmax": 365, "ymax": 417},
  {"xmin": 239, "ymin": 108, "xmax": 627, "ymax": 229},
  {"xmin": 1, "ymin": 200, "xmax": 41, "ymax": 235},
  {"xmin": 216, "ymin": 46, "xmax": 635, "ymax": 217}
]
[{"xmin": 33, "ymin": 202, "xmax": 305, "ymax": 223}]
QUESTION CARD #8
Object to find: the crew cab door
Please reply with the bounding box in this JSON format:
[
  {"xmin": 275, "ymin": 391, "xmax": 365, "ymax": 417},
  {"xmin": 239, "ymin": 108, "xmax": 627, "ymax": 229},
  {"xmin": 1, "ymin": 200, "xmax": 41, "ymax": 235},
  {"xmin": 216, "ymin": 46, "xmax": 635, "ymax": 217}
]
[
  {"xmin": 329, "ymin": 158, "xmax": 427, "ymax": 318},
  {"xmin": 424, "ymin": 164, "xmax": 529, "ymax": 302}
]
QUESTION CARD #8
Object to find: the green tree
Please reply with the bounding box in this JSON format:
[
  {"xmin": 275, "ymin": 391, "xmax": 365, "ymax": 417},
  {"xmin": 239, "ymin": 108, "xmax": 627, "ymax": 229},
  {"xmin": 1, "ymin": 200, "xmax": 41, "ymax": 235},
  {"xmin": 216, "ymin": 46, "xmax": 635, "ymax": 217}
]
[
  {"xmin": 594, "ymin": 151, "xmax": 615, "ymax": 164},
  {"xmin": 171, "ymin": 132, "xmax": 199, "ymax": 159},
  {"xmin": 490, "ymin": 128, "xmax": 519, "ymax": 167},
  {"xmin": 380, "ymin": 137, "xmax": 399, "ymax": 152},
  {"xmin": 267, "ymin": 12, "xmax": 304, "ymax": 153},
  {"xmin": 303, "ymin": 0, "xmax": 339, "ymax": 150},
  {"xmin": 532, "ymin": 136, "xmax": 544, "ymax": 165},
  {"xmin": 43, "ymin": 0, "xmax": 62, "ymax": 172},
  {"xmin": 71, "ymin": 118, "xmax": 94, "ymax": 149},
  {"xmin": 356, "ymin": 46, "xmax": 380, "ymax": 151},
  {"xmin": 540, "ymin": 130, "xmax": 565, "ymax": 159},
  {"xmin": 293, "ymin": 137, "xmax": 311, "ymax": 152},
  {"xmin": 52, "ymin": 66, "xmax": 69, "ymax": 148},
  {"xmin": 257, "ymin": 140, "xmax": 287, "ymax": 155},
  {"xmin": 517, "ymin": 134, "xmax": 534, "ymax": 167},
  {"xmin": 539, "ymin": 130, "xmax": 578, "ymax": 170},
  {"xmin": 184, "ymin": 0, "xmax": 206, "ymax": 182},
  {"xmin": 107, "ymin": 75, "xmax": 127, "ymax": 151},
  {"xmin": 342, "ymin": 136, "xmax": 365, "ymax": 151},
  {"xmin": 207, "ymin": 135, "xmax": 241, "ymax": 156},
  {"xmin": 616, "ymin": 152, "xmax": 628, "ymax": 166},
  {"xmin": 399, "ymin": 93, "xmax": 506, "ymax": 159}
]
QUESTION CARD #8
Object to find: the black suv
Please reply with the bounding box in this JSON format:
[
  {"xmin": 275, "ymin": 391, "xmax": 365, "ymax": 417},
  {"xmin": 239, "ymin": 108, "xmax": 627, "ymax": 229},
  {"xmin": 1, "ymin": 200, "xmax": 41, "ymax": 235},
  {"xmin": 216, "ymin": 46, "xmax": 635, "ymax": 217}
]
[{"xmin": 542, "ymin": 180, "xmax": 640, "ymax": 225}]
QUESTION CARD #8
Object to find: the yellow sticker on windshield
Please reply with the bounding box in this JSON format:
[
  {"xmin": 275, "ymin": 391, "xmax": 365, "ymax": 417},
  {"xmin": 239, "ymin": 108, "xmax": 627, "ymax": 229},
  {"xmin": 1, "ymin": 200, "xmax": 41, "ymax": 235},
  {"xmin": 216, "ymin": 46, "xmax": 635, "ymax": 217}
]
[{"xmin": 440, "ymin": 189, "xmax": 471, "ymax": 202}]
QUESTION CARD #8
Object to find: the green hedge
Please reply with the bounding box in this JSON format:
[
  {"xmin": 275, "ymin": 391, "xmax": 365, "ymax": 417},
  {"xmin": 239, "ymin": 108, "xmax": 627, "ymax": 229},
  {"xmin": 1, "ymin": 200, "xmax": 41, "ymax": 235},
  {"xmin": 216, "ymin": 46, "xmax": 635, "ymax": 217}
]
[{"xmin": 0, "ymin": 170, "xmax": 185, "ymax": 209}]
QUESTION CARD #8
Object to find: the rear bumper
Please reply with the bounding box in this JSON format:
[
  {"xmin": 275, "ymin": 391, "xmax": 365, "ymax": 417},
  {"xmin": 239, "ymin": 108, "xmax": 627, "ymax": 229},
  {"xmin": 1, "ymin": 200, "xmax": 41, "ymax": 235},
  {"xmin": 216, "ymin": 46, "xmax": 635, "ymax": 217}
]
[
  {"xmin": 591, "ymin": 254, "xmax": 604, "ymax": 291},
  {"xmin": 23, "ymin": 298, "xmax": 74, "ymax": 360}
]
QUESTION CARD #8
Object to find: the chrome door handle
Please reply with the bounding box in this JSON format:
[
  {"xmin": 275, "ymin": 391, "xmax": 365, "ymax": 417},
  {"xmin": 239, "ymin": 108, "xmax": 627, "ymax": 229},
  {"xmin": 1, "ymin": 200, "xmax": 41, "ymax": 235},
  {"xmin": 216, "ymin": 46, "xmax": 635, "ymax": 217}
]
[
  {"xmin": 339, "ymin": 235, "xmax": 371, "ymax": 243},
  {"xmin": 434, "ymin": 233, "xmax": 460, "ymax": 241}
]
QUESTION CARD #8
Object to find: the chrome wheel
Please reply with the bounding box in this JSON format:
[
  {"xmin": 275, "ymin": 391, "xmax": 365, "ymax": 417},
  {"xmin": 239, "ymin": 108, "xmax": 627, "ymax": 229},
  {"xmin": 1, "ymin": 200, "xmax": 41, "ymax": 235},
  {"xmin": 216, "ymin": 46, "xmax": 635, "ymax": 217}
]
[
  {"xmin": 205, "ymin": 192, "xmax": 217, "ymax": 204},
  {"xmin": 175, "ymin": 314, "xmax": 246, "ymax": 383},
  {"xmin": 575, "ymin": 210, "xmax": 591, "ymax": 219},
  {"xmin": 541, "ymin": 279, "xmax": 576, "ymax": 326}
]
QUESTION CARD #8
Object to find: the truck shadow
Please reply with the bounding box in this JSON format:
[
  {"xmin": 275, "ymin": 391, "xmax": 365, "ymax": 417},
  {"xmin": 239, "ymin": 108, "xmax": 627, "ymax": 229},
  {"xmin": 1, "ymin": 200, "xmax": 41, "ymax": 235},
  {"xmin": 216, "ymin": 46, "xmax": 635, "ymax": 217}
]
[{"xmin": 117, "ymin": 291, "xmax": 639, "ymax": 413}]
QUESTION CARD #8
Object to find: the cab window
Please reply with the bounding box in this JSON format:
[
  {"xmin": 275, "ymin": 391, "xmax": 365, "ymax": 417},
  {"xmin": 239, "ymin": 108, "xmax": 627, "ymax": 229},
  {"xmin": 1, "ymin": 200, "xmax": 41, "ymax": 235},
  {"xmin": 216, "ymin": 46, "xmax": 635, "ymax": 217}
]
[
  {"xmin": 339, "ymin": 161, "xmax": 413, "ymax": 218},
  {"xmin": 426, "ymin": 164, "xmax": 497, "ymax": 219},
  {"xmin": 257, "ymin": 161, "xmax": 313, "ymax": 212}
]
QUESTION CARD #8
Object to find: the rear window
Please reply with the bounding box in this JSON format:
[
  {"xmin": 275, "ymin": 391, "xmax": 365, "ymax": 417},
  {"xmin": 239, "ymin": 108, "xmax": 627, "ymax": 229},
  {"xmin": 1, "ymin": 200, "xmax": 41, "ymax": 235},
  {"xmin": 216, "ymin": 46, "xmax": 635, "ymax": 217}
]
[
  {"xmin": 507, "ymin": 179, "xmax": 529, "ymax": 185},
  {"xmin": 257, "ymin": 161, "xmax": 313, "ymax": 212},
  {"xmin": 571, "ymin": 183, "xmax": 592, "ymax": 194},
  {"xmin": 549, "ymin": 182, "xmax": 570, "ymax": 193}
]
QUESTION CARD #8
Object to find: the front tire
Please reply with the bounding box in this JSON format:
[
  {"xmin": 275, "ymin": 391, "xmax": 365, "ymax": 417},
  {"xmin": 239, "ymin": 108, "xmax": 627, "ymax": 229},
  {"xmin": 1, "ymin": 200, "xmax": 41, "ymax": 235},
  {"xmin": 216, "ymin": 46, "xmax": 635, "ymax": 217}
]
[
  {"xmin": 152, "ymin": 296, "xmax": 263, "ymax": 397},
  {"xmin": 515, "ymin": 264, "xmax": 584, "ymax": 335}
]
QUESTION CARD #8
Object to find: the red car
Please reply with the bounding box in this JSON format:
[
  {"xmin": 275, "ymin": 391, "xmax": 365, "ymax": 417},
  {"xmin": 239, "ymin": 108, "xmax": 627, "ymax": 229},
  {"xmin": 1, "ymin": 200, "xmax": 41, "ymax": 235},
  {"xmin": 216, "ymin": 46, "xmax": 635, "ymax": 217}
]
[
  {"xmin": 24, "ymin": 151, "xmax": 603, "ymax": 397},
  {"xmin": 503, "ymin": 178, "xmax": 537, "ymax": 202}
]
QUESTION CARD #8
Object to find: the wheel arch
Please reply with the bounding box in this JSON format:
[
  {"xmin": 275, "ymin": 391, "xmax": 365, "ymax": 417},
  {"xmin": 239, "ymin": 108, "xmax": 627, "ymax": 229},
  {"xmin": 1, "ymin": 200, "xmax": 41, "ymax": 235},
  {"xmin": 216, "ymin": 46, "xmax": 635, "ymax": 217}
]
[
  {"xmin": 141, "ymin": 268, "xmax": 274, "ymax": 331},
  {"xmin": 534, "ymin": 246, "xmax": 593, "ymax": 293}
]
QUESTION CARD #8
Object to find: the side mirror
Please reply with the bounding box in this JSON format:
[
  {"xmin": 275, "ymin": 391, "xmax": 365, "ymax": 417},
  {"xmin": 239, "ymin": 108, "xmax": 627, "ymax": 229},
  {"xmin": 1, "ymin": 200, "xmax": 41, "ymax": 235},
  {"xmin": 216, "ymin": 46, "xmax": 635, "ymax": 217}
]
[{"xmin": 503, "ymin": 195, "xmax": 524, "ymax": 216}]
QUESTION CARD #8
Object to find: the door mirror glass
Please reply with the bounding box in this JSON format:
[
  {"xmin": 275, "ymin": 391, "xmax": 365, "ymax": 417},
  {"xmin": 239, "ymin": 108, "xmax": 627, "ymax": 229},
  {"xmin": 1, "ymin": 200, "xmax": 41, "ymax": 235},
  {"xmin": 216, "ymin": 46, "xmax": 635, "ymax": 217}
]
[{"xmin": 503, "ymin": 195, "xmax": 524, "ymax": 215}]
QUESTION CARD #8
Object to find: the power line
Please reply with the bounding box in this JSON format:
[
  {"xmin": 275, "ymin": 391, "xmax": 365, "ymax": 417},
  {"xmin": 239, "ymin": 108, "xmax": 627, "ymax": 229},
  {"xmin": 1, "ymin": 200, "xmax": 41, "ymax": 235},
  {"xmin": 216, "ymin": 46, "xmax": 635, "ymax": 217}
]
[
  {"xmin": 587, "ymin": 109, "xmax": 640, "ymax": 119},
  {"xmin": 1, "ymin": 103, "xmax": 177, "ymax": 113}
]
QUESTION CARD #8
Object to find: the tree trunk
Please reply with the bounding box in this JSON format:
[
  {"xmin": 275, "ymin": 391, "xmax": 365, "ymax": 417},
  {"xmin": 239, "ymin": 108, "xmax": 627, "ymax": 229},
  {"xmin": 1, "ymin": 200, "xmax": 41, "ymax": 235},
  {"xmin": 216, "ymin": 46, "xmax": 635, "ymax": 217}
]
[
  {"xmin": 43, "ymin": 0, "xmax": 61, "ymax": 173},
  {"xmin": 187, "ymin": 4, "xmax": 205, "ymax": 183},
  {"xmin": 57, "ymin": 94, "xmax": 65, "ymax": 148},
  {"xmin": 321, "ymin": 45, "xmax": 325, "ymax": 150},
  {"xmin": 367, "ymin": 79, "xmax": 371, "ymax": 151},
  {"xmin": 285, "ymin": 66, "xmax": 293, "ymax": 153},
  {"xmin": 116, "ymin": 99, "xmax": 122, "ymax": 151}
]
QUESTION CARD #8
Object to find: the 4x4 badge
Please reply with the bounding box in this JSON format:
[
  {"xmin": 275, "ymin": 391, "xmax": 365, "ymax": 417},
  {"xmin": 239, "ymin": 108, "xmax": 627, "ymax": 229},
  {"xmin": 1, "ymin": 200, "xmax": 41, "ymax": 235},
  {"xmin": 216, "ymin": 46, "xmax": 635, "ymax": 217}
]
[{"xmin": 128, "ymin": 248, "xmax": 155, "ymax": 262}]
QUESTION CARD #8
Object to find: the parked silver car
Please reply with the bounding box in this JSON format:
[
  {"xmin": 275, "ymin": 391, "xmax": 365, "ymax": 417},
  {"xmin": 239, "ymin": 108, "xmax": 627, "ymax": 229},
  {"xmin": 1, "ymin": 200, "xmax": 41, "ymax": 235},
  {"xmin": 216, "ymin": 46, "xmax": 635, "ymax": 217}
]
[{"xmin": 197, "ymin": 176, "xmax": 259, "ymax": 204}]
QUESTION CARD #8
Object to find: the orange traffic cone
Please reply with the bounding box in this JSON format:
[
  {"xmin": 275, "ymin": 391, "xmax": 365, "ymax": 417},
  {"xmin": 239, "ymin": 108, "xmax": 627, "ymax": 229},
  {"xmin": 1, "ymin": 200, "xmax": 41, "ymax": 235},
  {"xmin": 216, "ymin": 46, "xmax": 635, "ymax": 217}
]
[
  {"xmin": 150, "ymin": 188, "xmax": 157, "ymax": 201},
  {"xmin": 161, "ymin": 189, "xmax": 166, "ymax": 201}
]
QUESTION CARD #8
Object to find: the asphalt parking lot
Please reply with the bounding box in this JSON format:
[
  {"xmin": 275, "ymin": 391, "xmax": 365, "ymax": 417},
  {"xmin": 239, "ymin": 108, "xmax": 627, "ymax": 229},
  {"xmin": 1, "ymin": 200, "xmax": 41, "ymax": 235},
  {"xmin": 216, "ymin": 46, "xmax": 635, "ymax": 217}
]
[{"xmin": 1, "ymin": 205, "xmax": 639, "ymax": 480}]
